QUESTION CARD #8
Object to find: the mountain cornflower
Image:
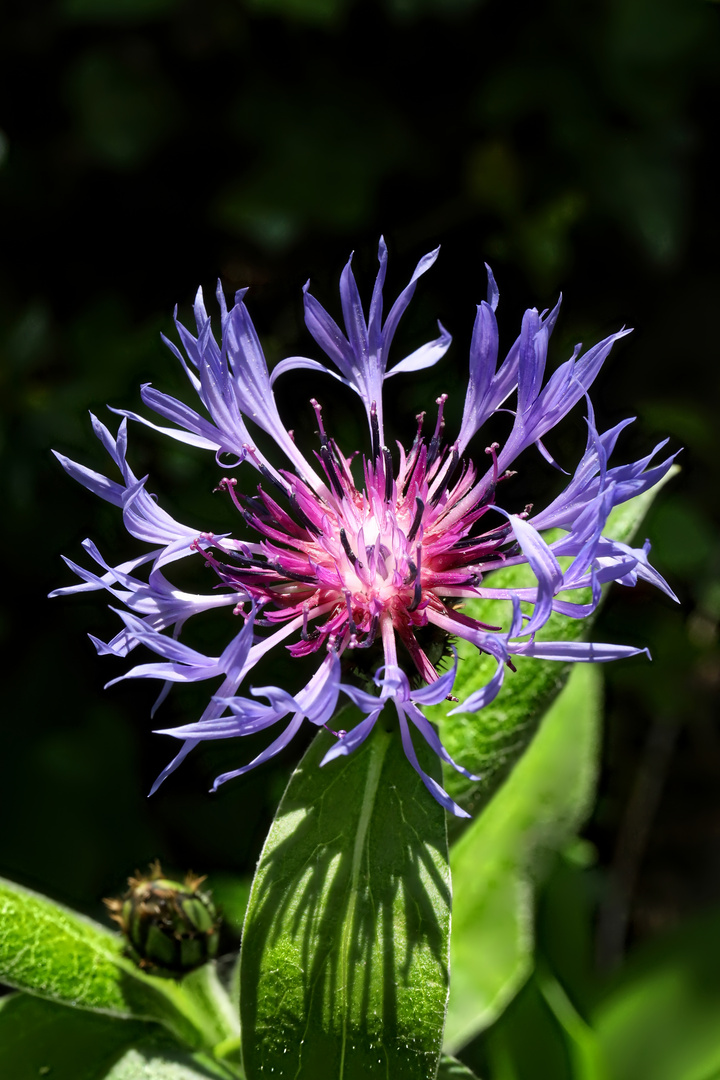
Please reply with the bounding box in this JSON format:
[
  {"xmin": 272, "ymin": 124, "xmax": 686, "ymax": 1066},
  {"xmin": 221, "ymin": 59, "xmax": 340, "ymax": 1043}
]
[{"xmin": 52, "ymin": 240, "xmax": 676, "ymax": 816}]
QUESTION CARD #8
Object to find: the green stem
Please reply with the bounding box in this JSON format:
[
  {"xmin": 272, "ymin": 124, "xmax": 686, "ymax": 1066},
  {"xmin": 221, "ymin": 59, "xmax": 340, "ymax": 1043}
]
[{"xmin": 152, "ymin": 961, "xmax": 242, "ymax": 1075}]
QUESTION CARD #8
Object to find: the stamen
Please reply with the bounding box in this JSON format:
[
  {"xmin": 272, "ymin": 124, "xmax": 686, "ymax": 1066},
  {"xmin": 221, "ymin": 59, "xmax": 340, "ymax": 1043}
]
[
  {"xmin": 232, "ymin": 551, "xmax": 270, "ymax": 569},
  {"xmin": 310, "ymin": 398, "xmax": 327, "ymax": 444},
  {"xmin": 370, "ymin": 401, "xmax": 381, "ymax": 461},
  {"xmin": 324, "ymin": 724, "xmax": 348, "ymax": 738},
  {"xmin": 427, "ymin": 394, "xmax": 448, "ymax": 468},
  {"xmin": 288, "ymin": 492, "xmax": 322, "ymax": 536},
  {"xmin": 339, "ymin": 528, "xmax": 358, "ymax": 567},
  {"xmin": 191, "ymin": 537, "xmax": 223, "ymax": 573},
  {"xmin": 476, "ymin": 442, "xmax": 502, "ymax": 508},
  {"xmin": 319, "ymin": 444, "xmax": 345, "ymax": 498},
  {"xmin": 343, "ymin": 589, "xmax": 358, "ymax": 634},
  {"xmin": 270, "ymin": 561, "xmax": 318, "ymax": 584},
  {"xmin": 353, "ymin": 612, "xmax": 379, "ymax": 650},
  {"xmin": 429, "ymin": 445, "xmax": 461, "ymax": 509},
  {"xmin": 214, "ymin": 476, "xmax": 245, "ymax": 515},
  {"xmin": 301, "ymin": 603, "xmax": 320, "ymax": 641},
  {"xmin": 409, "ymin": 543, "xmax": 423, "ymax": 611},
  {"xmin": 330, "ymin": 437, "xmax": 356, "ymax": 486},
  {"xmin": 382, "ymin": 445, "xmax": 394, "ymax": 502},
  {"xmin": 258, "ymin": 461, "xmax": 292, "ymax": 499},
  {"xmin": 485, "ymin": 441, "xmax": 500, "ymax": 487},
  {"xmin": 407, "ymin": 497, "xmax": 425, "ymax": 542}
]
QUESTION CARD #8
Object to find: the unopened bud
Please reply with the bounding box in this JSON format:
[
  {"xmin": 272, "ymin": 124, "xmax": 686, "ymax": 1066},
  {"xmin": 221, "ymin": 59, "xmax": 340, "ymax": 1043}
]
[{"xmin": 105, "ymin": 860, "xmax": 220, "ymax": 976}]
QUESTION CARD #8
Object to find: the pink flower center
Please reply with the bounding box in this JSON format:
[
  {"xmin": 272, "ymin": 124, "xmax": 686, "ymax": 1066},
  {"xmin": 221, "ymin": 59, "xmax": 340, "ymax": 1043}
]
[{"xmin": 202, "ymin": 397, "xmax": 513, "ymax": 686}]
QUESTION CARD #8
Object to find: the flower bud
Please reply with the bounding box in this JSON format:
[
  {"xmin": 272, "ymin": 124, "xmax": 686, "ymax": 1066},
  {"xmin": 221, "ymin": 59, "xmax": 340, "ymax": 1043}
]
[{"xmin": 105, "ymin": 861, "xmax": 220, "ymax": 975}]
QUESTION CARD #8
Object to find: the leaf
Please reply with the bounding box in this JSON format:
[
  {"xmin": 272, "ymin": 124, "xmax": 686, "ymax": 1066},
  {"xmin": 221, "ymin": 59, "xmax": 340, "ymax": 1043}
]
[
  {"xmin": 593, "ymin": 905, "xmax": 720, "ymax": 1080},
  {"xmin": 444, "ymin": 662, "xmax": 603, "ymax": 1052},
  {"xmin": 105, "ymin": 1042, "xmax": 237, "ymax": 1079},
  {"xmin": 437, "ymin": 1053, "xmax": 482, "ymax": 1078},
  {"xmin": 0, "ymin": 877, "xmax": 232, "ymax": 1051},
  {"xmin": 239, "ymin": 717, "xmax": 451, "ymax": 1080},
  {"xmin": 534, "ymin": 963, "xmax": 609, "ymax": 1080},
  {"xmin": 206, "ymin": 874, "xmax": 252, "ymax": 937},
  {"xmin": 474, "ymin": 968, "xmax": 589, "ymax": 1080},
  {"xmin": 0, "ymin": 992, "xmax": 147, "ymax": 1080},
  {"xmin": 0, "ymin": 992, "xmax": 237, "ymax": 1080},
  {"xmin": 427, "ymin": 466, "xmax": 678, "ymax": 818}
]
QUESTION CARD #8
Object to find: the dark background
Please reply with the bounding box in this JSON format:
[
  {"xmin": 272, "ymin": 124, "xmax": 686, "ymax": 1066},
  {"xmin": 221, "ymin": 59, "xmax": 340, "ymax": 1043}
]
[{"xmin": 1, "ymin": 0, "xmax": 718, "ymax": 992}]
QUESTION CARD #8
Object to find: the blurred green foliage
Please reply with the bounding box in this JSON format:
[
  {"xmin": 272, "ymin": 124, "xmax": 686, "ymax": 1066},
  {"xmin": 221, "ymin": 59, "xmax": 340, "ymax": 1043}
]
[{"xmin": 1, "ymin": 0, "xmax": 719, "ymax": 1074}]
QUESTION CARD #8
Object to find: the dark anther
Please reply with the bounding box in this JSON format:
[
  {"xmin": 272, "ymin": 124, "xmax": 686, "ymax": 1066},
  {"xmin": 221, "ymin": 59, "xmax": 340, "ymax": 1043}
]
[
  {"xmin": 233, "ymin": 552, "xmax": 270, "ymax": 569},
  {"xmin": 354, "ymin": 613, "xmax": 379, "ymax": 650},
  {"xmin": 408, "ymin": 545, "xmax": 423, "ymax": 611},
  {"xmin": 382, "ymin": 446, "xmax": 394, "ymax": 502},
  {"xmin": 407, "ymin": 497, "xmax": 425, "ymax": 542},
  {"xmin": 426, "ymin": 394, "xmax": 448, "ymax": 469},
  {"xmin": 447, "ymin": 444, "xmax": 461, "ymax": 486},
  {"xmin": 429, "ymin": 446, "xmax": 461, "ymax": 509},
  {"xmin": 343, "ymin": 590, "xmax": 358, "ymax": 635},
  {"xmin": 288, "ymin": 494, "xmax": 322, "ymax": 536},
  {"xmin": 320, "ymin": 445, "xmax": 344, "ymax": 498},
  {"xmin": 426, "ymin": 436, "xmax": 441, "ymax": 470},
  {"xmin": 257, "ymin": 463, "xmax": 291, "ymax": 500},
  {"xmin": 340, "ymin": 528, "xmax": 357, "ymax": 566},
  {"xmin": 370, "ymin": 401, "xmax": 381, "ymax": 461},
  {"xmin": 405, "ymin": 559, "xmax": 417, "ymax": 585},
  {"xmin": 281, "ymin": 568, "xmax": 318, "ymax": 584},
  {"xmin": 409, "ymin": 575, "xmax": 423, "ymax": 612}
]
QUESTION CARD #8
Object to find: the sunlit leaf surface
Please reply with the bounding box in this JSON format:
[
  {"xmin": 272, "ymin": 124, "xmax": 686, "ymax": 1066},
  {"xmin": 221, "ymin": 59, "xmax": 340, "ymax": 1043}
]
[{"xmin": 240, "ymin": 718, "xmax": 450, "ymax": 1080}]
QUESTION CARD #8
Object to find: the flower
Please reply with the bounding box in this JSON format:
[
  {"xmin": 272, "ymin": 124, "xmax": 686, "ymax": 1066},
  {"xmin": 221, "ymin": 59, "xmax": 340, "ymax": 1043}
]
[{"xmin": 52, "ymin": 239, "xmax": 677, "ymax": 817}]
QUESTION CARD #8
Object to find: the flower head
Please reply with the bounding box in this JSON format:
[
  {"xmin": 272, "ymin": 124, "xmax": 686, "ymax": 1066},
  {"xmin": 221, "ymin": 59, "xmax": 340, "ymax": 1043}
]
[{"xmin": 53, "ymin": 240, "xmax": 677, "ymax": 817}]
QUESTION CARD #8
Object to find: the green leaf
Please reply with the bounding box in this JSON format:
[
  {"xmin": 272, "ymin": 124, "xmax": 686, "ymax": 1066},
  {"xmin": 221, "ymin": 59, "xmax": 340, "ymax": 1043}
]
[
  {"xmin": 206, "ymin": 874, "xmax": 251, "ymax": 937},
  {"xmin": 437, "ymin": 1053, "xmax": 482, "ymax": 1078},
  {"xmin": 240, "ymin": 717, "xmax": 451, "ymax": 1080},
  {"xmin": 475, "ymin": 967, "xmax": 596, "ymax": 1080},
  {"xmin": 535, "ymin": 963, "xmax": 609, "ymax": 1080},
  {"xmin": 444, "ymin": 662, "xmax": 603, "ymax": 1052},
  {"xmin": 427, "ymin": 466, "xmax": 678, "ymax": 818},
  {"xmin": 0, "ymin": 992, "xmax": 147, "ymax": 1080},
  {"xmin": 593, "ymin": 905, "xmax": 720, "ymax": 1080},
  {"xmin": 104, "ymin": 1042, "xmax": 237, "ymax": 1079},
  {"xmin": 0, "ymin": 993, "xmax": 237, "ymax": 1080},
  {"xmin": 0, "ymin": 877, "xmax": 234, "ymax": 1052}
]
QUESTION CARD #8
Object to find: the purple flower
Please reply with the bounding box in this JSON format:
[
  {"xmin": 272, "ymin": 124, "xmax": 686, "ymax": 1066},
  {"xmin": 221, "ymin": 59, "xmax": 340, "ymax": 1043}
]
[{"xmin": 53, "ymin": 239, "xmax": 677, "ymax": 817}]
